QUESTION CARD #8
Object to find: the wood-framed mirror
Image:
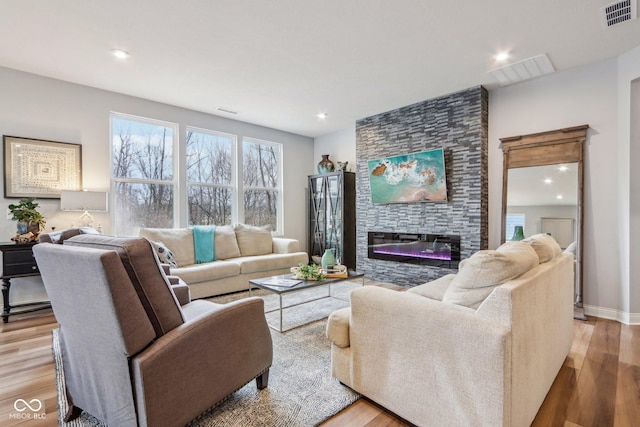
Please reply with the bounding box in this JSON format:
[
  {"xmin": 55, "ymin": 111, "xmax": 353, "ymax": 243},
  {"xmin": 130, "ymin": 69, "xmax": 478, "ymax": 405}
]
[{"xmin": 500, "ymin": 125, "xmax": 588, "ymax": 320}]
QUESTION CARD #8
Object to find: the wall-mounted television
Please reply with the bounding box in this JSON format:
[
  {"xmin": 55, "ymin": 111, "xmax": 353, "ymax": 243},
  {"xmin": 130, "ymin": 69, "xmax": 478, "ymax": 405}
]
[{"xmin": 367, "ymin": 148, "xmax": 447, "ymax": 204}]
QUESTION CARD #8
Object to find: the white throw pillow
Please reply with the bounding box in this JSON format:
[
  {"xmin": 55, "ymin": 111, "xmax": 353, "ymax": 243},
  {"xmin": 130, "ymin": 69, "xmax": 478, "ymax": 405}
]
[
  {"xmin": 150, "ymin": 240, "xmax": 178, "ymax": 268},
  {"xmin": 234, "ymin": 223, "xmax": 273, "ymax": 256},
  {"xmin": 522, "ymin": 233, "xmax": 562, "ymax": 263},
  {"xmin": 214, "ymin": 225, "xmax": 241, "ymax": 260},
  {"xmin": 443, "ymin": 243, "xmax": 538, "ymax": 309}
]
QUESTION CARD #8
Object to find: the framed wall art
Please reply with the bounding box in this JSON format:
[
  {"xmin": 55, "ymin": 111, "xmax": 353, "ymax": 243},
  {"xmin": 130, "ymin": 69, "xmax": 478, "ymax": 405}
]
[
  {"xmin": 367, "ymin": 148, "xmax": 448, "ymax": 204},
  {"xmin": 3, "ymin": 136, "xmax": 82, "ymax": 199}
]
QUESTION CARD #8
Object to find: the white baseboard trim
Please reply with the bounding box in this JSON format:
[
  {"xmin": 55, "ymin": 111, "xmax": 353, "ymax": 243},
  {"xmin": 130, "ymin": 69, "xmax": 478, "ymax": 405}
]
[{"xmin": 584, "ymin": 305, "xmax": 640, "ymax": 325}]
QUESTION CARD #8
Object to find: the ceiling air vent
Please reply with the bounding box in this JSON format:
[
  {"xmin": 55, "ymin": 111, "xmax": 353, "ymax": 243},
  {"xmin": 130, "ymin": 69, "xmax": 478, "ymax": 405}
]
[
  {"xmin": 489, "ymin": 54, "xmax": 555, "ymax": 87},
  {"xmin": 601, "ymin": 0, "xmax": 637, "ymax": 27},
  {"xmin": 216, "ymin": 106, "xmax": 239, "ymax": 115}
]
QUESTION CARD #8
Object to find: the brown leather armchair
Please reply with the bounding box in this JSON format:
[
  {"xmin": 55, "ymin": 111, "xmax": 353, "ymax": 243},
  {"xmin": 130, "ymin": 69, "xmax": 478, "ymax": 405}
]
[{"xmin": 34, "ymin": 235, "xmax": 272, "ymax": 427}]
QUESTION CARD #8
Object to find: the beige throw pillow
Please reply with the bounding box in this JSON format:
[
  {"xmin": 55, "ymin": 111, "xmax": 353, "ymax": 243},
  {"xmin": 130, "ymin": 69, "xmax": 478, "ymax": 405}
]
[
  {"xmin": 214, "ymin": 225, "xmax": 241, "ymax": 260},
  {"xmin": 522, "ymin": 233, "xmax": 562, "ymax": 263},
  {"xmin": 234, "ymin": 223, "xmax": 273, "ymax": 256},
  {"xmin": 139, "ymin": 228, "xmax": 195, "ymax": 267},
  {"xmin": 443, "ymin": 242, "xmax": 538, "ymax": 309}
]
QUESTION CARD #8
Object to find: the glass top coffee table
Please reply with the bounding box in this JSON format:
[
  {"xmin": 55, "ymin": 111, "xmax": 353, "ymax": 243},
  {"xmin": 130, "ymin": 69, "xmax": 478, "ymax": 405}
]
[{"xmin": 249, "ymin": 271, "xmax": 364, "ymax": 332}]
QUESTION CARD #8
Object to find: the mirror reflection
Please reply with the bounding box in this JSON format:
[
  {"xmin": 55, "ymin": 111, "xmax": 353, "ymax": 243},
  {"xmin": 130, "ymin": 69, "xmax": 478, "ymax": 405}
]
[{"xmin": 505, "ymin": 163, "xmax": 578, "ymax": 252}]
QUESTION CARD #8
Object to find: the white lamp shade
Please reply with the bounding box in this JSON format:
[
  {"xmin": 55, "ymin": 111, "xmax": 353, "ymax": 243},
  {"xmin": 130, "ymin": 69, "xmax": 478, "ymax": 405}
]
[{"xmin": 60, "ymin": 190, "xmax": 108, "ymax": 212}]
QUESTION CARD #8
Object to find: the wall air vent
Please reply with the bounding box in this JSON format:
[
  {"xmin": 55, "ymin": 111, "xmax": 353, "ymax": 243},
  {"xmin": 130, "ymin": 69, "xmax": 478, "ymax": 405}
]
[
  {"xmin": 489, "ymin": 54, "xmax": 555, "ymax": 87},
  {"xmin": 601, "ymin": 0, "xmax": 636, "ymax": 27}
]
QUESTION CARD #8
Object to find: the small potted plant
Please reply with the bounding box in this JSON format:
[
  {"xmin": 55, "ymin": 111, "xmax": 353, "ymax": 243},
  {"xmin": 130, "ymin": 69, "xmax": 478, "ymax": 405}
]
[
  {"xmin": 8, "ymin": 197, "xmax": 46, "ymax": 236},
  {"xmin": 291, "ymin": 263, "xmax": 326, "ymax": 281}
]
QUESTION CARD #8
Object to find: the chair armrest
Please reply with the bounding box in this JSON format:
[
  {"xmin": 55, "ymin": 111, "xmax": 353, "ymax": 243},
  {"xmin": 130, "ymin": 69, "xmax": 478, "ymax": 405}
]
[
  {"xmin": 272, "ymin": 237, "xmax": 299, "ymax": 254},
  {"xmin": 131, "ymin": 297, "xmax": 272, "ymax": 427},
  {"xmin": 326, "ymin": 307, "xmax": 351, "ymax": 348}
]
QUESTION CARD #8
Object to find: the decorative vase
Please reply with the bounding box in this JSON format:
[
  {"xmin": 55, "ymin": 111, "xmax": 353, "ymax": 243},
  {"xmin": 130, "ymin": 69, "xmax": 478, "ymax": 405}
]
[
  {"xmin": 317, "ymin": 155, "xmax": 335, "ymax": 174},
  {"xmin": 321, "ymin": 248, "xmax": 336, "ymax": 271},
  {"xmin": 511, "ymin": 225, "xmax": 525, "ymax": 241},
  {"xmin": 16, "ymin": 221, "xmax": 28, "ymax": 235}
]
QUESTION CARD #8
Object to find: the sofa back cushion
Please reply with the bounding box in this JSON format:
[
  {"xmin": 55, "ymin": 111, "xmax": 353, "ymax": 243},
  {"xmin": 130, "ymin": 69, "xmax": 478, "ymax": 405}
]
[
  {"xmin": 215, "ymin": 225, "xmax": 241, "ymax": 259},
  {"xmin": 234, "ymin": 223, "xmax": 273, "ymax": 256},
  {"xmin": 522, "ymin": 233, "xmax": 562, "ymax": 263},
  {"xmin": 64, "ymin": 235, "xmax": 185, "ymax": 338},
  {"xmin": 443, "ymin": 241, "xmax": 538, "ymax": 309},
  {"xmin": 139, "ymin": 228, "xmax": 195, "ymax": 267}
]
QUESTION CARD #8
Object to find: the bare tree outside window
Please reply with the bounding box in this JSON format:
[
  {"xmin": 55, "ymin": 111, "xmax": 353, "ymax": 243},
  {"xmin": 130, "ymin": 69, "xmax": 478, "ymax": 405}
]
[
  {"xmin": 243, "ymin": 139, "xmax": 281, "ymax": 230},
  {"xmin": 111, "ymin": 115, "xmax": 176, "ymax": 235},
  {"xmin": 186, "ymin": 130, "xmax": 235, "ymax": 225}
]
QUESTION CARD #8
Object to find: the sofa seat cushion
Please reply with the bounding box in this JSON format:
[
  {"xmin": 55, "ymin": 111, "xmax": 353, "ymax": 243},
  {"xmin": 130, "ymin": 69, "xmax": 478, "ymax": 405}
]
[
  {"xmin": 171, "ymin": 260, "xmax": 241, "ymax": 284},
  {"xmin": 180, "ymin": 299, "xmax": 222, "ymax": 322},
  {"xmin": 140, "ymin": 228, "xmax": 195, "ymax": 267},
  {"xmin": 408, "ymin": 274, "xmax": 456, "ymax": 301},
  {"xmin": 443, "ymin": 242, "xmax": 538, "ymax": 309},
  {"xmin": 235, "ymin": 223, "xmax": 273, "ymax": 256},
  {"xmin": 234, "ymin": 252, "xmax": 309, "ymax": 274},
  {"xmin": 522, "ymin": 233, "xmax": 562, "ymax": 263}
]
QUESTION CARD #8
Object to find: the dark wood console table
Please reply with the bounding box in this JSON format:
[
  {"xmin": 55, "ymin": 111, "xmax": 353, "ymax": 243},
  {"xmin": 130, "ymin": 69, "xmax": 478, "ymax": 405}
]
[{"xmin": 1, "ymin": 242, "xmax": 50, "ymax": 323}]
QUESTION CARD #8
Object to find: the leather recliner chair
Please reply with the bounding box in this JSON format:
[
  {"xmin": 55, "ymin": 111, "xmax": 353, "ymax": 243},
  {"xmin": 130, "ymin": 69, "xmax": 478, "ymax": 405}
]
[{"xmin": 34, "ymin": 234, "xmax": 273, "ymax": 427}]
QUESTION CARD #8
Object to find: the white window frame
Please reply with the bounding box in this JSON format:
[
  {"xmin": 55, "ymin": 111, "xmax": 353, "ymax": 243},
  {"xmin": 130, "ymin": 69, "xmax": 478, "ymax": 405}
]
[
  {"xmin": 185, "ymin": 126, "xmax": 238, "ymax": 225},
  {"xmin": 240, "ymin": 136, "xmax": 284, "ymax": 234},
  {"xmin": 110, "ymin": 112, "xmax": 179, "ymax": 234}
]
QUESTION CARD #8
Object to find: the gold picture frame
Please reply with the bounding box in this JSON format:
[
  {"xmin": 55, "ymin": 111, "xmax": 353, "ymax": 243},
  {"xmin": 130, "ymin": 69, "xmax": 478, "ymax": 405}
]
[{"xmin": 3, "ymin": 136, "xmax": 82, "ymax": 199}]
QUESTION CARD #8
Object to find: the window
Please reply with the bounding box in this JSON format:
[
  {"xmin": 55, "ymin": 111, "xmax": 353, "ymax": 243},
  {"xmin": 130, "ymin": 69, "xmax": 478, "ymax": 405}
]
[
  {"xmin": 186, "ymin": 128, "xmax": 236, "ymax": 225},
  {"xmin": 505, "ymin": 213, "xmax": 525, "ymax": 240},
  {"xmin": 242, "ymin": 138, "xmax": 282, "ymax": 231},
  {"xmin": 110, "ymin": 115, "xmax": 284, "ymax": 234},
  {"xmin": 111, "ymin": 113, "xmax": 178, "ymax": 236}
]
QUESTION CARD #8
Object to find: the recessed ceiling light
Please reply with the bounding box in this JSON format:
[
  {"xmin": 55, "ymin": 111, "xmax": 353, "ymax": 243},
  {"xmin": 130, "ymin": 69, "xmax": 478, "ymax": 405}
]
[
  {"xmin": 112, "ymin": 49, "xmax": 130, "ymax": 59},
  {"xmin": 544, "ymin": 178, "xmax": 553, "ymax": 184},
  {"xmin": 558, "ymin": 165, "xmax": 569, "ymax": 172},
  {"xmin": 316, "ymin": 113, "xmax": 328, "ymax": 120},
  {"xmin": 557, "ymin": 194, "xmax": 564, "ymax": 200},
  {"xmin": 495, "ymin": 51, "xmax": 509, "ymax": 62}
]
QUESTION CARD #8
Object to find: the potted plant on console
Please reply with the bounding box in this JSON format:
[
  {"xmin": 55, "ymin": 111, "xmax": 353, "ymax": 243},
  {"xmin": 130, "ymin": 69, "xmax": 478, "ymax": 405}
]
[{"xmin": 8, "ymin": 197, "xmax": 46, "ymax": 242}]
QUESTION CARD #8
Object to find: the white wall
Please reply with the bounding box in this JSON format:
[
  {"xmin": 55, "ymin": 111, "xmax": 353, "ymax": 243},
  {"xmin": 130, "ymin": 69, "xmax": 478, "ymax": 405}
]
[
  {"xmin": 315, "ymin": 51, "xmax": 639, "ymax": 320},
  {"xmin": 489, "ymin": 57, "xmax": 622, "ymax": 313},
  {"xmin": 619, "ymin": 44, "xmax": 640, "ymax": 316},
  {"xmin": 0, "ymin": 66, "xmax": 314, "ymax": 304},
  {"xmin": 313, "ymin": 127, "xmax": 356, "ymax": 173}
]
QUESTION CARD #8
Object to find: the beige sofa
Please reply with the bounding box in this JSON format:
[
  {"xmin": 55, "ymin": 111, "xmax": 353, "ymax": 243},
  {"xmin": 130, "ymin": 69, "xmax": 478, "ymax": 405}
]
[
  {"xmin": 140, "ymin": 224, "xmax": 308, "ymax": 299},
  {"xmin": 326, "ymin": 234, "xmax": 574, "ymax": 427}
]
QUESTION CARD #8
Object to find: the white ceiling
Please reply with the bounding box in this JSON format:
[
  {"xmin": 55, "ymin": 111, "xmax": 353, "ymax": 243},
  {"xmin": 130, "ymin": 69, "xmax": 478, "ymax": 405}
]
[{"xmin": 1, "ymin": 1, "xmax": 639, "ymax": 138}]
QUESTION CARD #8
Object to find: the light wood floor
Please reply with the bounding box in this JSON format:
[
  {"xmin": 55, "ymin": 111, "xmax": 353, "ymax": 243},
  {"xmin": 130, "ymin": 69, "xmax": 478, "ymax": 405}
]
[{"xmin": 2, "ymin": 304, "xmax": 639, "ymax": 426}]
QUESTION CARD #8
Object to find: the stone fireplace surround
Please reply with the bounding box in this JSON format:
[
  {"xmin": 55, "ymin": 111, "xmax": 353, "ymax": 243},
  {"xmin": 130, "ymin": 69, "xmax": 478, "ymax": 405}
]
[{"xmin": 355, "ymin": 86, "xmax": 488, "ymax": 286}]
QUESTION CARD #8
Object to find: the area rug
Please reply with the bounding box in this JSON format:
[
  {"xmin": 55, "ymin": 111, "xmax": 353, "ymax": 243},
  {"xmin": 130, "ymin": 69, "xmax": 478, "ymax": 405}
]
[{"xmin": 52, "ymin": 282, "xmax": 361, "ymax": 427}]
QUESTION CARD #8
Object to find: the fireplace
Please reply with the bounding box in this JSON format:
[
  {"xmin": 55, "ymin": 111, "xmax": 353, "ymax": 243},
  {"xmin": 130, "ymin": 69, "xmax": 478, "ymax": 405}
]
[{"xmin": 368, "ymin": 232, "xmax": 461, "ymax": 269}]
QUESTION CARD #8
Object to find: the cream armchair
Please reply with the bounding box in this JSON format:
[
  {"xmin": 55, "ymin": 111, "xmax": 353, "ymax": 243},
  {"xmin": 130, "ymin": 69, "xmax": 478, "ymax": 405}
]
[
  {"xmin": 34, "ymin": 235, "xmax": 273, "ymax": 427},
  {"xmin": 327, "ymin": 238, "xmax": 574, "ymax": 427}
]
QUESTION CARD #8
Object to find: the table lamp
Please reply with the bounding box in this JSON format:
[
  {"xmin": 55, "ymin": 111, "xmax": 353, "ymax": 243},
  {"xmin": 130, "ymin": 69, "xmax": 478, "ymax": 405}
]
[{"xmin": 60, "ymin": 190, "xmax": 108, "ymax": 232}]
